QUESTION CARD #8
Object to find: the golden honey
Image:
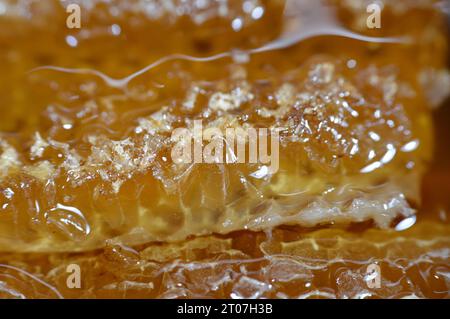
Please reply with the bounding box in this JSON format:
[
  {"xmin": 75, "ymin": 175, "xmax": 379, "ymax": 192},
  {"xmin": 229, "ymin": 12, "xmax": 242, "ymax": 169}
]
[{"xmin": 0, "ymin": 0, "xmax": 448, "ymax": 298}]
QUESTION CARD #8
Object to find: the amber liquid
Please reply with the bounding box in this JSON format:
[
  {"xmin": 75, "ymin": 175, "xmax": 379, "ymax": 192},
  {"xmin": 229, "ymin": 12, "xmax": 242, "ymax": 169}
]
[{"xmin": 0, "ymin": 1, "xmax": 448, "ymax": 298}]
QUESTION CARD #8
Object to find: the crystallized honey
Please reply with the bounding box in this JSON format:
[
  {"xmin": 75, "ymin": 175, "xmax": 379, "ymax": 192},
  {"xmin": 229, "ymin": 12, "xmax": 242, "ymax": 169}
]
[{"xmin": 0, "ymin": 0, "xmax": 448, "ymax": 298}]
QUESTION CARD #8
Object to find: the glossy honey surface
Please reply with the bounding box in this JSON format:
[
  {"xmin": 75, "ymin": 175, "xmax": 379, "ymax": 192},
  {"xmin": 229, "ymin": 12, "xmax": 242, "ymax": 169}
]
[{"xmin": 0, "ymin": 0, "xmax": 448, "ymax": 298}]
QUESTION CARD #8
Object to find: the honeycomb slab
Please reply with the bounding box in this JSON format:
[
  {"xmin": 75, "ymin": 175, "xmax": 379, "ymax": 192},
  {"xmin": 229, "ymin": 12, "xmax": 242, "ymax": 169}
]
[{"xmin": 0, "ymin": 0, "xmax": 448, "ymax": 299}]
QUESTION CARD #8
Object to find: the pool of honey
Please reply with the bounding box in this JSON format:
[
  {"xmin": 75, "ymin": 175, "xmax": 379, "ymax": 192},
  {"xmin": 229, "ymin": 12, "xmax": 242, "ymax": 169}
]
[{"xmin": 0, "ymin": 0, "xmax": 448, "ymax": 298}]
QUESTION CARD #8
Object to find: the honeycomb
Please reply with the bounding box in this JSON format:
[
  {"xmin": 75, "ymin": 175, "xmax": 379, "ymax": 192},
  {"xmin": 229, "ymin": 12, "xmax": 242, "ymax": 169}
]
[{"xmin": 0, "ymin": 0, "xmax": 448, "ymax": 298}]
